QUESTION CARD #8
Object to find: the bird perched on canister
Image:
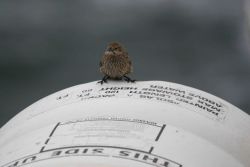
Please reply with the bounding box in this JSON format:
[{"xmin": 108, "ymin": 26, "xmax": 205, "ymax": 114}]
[{"xmin": 98, "ymin": 42, "xmax": 135, "ymax": 84}]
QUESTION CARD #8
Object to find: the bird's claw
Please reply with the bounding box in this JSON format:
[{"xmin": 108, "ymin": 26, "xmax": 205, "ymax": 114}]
[
  {"xmin": 124, "ymin": 76, "xmax": 136, "ymax": 83},
  {"xmin": 98, "ymin": 79, "xmax": 107, "ymax": 85},
  {"xmin": 98, "ymin": 76, "xmax": 109, "ymax": 84}
]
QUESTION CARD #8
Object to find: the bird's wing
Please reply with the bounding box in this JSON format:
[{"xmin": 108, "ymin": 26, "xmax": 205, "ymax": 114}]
[
  {"xmin": 126, "ymin": 59, "xmax": 133, "ymax": 73},
  {"xmin": 99, "ymin": 55, "xmax": 105, "ymax": 67}
]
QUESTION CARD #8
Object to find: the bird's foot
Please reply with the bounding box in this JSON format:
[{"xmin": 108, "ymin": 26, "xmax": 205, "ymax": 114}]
[
  {"xmin": 123, "ymin": 76, "xmax": 136, "ymax": 83},
  {"xmin": 97, "ymin": 80, "xmax": 106, "ymax": 84},
  {"xmin": 98, "ymin": 75, "xmax": 109, "ymax": 84}
]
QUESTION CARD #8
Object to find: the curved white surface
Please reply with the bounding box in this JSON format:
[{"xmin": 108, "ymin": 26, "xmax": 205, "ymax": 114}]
[{"xmin": 0, "ymin": 81, "xmax": 249, "ymax": 167}]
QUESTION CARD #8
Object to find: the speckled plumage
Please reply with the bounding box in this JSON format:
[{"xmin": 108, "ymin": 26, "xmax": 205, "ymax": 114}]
[{"xmin": 99, "ymin": 42, "xmax": 133, "ymax": 80}]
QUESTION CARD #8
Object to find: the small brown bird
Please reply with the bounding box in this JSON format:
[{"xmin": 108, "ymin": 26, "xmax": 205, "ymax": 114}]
[{"xmin": 98, "ymin": 42, "xmax": 135, "ymax": 84}]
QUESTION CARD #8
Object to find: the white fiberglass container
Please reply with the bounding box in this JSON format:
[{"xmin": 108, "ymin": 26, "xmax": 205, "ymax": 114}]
[{"xmin": 0, "ymin": 81, "xmax": 249, "ymax": 167}]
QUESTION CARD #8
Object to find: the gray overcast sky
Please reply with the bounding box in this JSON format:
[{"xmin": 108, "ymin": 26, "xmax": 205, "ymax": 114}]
[{"xmin": 0, "ymin": 0, "xmax": 250, "ymax": 127}]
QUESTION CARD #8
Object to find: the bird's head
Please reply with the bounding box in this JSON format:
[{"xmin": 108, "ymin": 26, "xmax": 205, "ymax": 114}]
[{"xmin": 106, "ymin": 42, "xmax": 124, "ymax": 52}]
